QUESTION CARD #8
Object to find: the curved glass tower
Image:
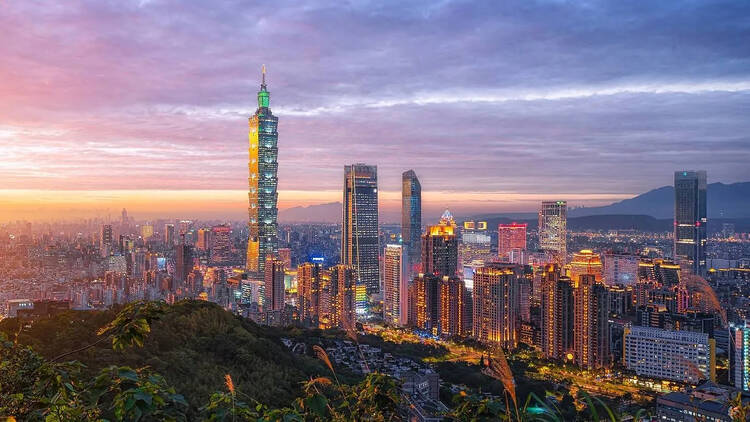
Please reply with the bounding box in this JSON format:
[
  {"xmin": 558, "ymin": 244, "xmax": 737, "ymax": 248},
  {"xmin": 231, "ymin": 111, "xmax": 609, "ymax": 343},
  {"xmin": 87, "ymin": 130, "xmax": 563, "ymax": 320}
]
[{"xmin": 247, "ymin": 66, "xmax": 279, "ymax": 274}]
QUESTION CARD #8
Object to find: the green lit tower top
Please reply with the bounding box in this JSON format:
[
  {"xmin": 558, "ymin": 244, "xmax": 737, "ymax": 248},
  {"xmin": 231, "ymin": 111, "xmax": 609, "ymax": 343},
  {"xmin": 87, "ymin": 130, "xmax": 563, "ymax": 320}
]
[
  {"xmin": 258, "ymin": 64, "xmax": 270, "ymax": 108},
  {"xmin": 247, "ymin": 65, "xmax": 279, "ymax": 275}
]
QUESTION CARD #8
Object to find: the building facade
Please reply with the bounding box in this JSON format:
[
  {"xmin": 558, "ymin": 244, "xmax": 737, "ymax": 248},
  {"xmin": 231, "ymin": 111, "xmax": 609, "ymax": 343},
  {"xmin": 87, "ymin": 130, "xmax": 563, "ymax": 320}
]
[
  {"xmin": 603, "ymin": 252, "xmax": 639, "ymax": 286},
  {"xmin": 568, "ymin": 249, "xmax": 603, "ymax": 283},
  {"xmin": 540, "ymin": 264, "xmax": 574, "ymax": 360},
  {"xmin": 624, "ymin": 325, "xmax": 714, "ymax": 384},
  {"xmin": 498, "ymin": 223, "xmax": 527, "ymax": 261},
  {"xmin": 342, "ymin": 163, "xmax": 380, "ymax": 295},
  {"xmin": 573, "ymin": 274, "xmax": 610, "ymax": 369},
  {"xmin": 247, "ymin": 67, "xmax": 279, "ymax": 275},
  {"xmin": 472, "ymin": 263, "xmax": 522, "ymax": 349},
  {"xmin": 674, "ymin": 170, "xmax": 707, "ymax": 275},
  {"xmin": 264, "ymin": 256, "xmax": 285, "ymax": 311},
  {"xmin": 539, "ymin": 201, "xmax": 567, "ymax": 264},
  {"xmin": 422, "ymin": 210, "xmax": 459, "ymax": 278},
  {"xmin": 402, "ymin": 170, "xmax": 422, "ymax": 277},
  {"xmin": 210, "ymin": 225, "xmax": 232, "ymax": 265},
  {"xmin": 383, "ymin": 244, "xmax": 409, "ymax": 326},
  {"xmin": 730, "ymin": 321, "xmax": 750, "ymax": 391}
]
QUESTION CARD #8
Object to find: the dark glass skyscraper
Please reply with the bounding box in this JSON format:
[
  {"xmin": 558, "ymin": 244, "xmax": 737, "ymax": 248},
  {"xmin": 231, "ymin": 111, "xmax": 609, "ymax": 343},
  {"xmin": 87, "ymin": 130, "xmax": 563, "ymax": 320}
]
[
  {"xmin": 247, "ymin": 66, "xmax": 279, "ymax": 275},
  {"xmin": 674, "ymin": 170, "xmax": 707, "ymax": 275},
  {"xmin": 342, "ymin": 164, "xmax": 380, "ymax": 295},
  {"xmin": 401, "ymin": 170, "xmax": 421, "ymax": 275}
]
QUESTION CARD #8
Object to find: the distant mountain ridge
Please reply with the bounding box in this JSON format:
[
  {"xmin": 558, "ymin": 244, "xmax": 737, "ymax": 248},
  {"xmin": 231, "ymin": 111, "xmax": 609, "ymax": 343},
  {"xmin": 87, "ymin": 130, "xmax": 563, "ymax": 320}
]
[
  {"xmin": 279, "ymin": 202, "xmax": 341, "ymax": 223},
  {"xmin": 278, "ymin": 182, "xmax": 750, "ymax": 224},
  {"xmin": 570, "ymin": 182, "xmax": 750, "ymax": 219}
]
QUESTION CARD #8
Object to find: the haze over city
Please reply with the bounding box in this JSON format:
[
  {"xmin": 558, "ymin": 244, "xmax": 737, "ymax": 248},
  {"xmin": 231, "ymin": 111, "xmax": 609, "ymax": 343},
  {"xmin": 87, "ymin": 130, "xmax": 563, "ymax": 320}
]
[{"xmin": 2, "ymin": 0, "xmax": 749, "ymax": 222}]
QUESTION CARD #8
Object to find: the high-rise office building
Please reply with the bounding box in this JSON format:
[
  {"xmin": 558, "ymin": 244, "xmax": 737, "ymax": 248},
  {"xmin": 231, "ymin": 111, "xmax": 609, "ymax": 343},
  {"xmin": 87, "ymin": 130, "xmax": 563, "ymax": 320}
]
[
  {"xmin": 540, "ymin": 264, "xmax": 574, "ymax": 360},
  {"xmin": 568, "ymin": 249, "xmax": 603, "ymax": 283},
  {"xmin": 573, "ymin": 274, "xmax": 610, "ymax": 369},
  {"xmin": 210, "ymin": 225, "xmax": 232, "ymax": 265},
  {"xmin": 196, "ymin": 228, "xmax": 211, "ymax": 251},
  {"xmin": 498, "ymin": 223, "xmax": 527, "ymax": 261},
  {"xmin": 100, "ymin": 224, "xmax": 113, "ymax": 258},
  {"xmin": 402, "ymin": 170, "xmax": 422, "ymax": 276},
  {"xmin": 141, "ymin": 224, "xmax": 154, "ymax": 241},
  {"xmin": 175, "ymin": 236, "xmax": 193, "ymax": 286},
  {"xmin": 472, "ymin": 263, "xmax": 522, "ymax": 349},
  {"xmin": 247, "ymin": 66, "xmax": 279, "ymax": 275},
  {"xmin": 383, "ymin": 244, "xmax": 409, "ymax": 326},
  {"xmin": 674, "ymin": 170, "xmax": 707, "ymax": 275},
  {"xmin": 342, "ymin": 164, "xmax": 379, "ymax": 294},
  {"xmin": 539, "ymin": 201, "xmax": 567, "ymax": 264},
  {"xmin": 264, "ymin": 255, "xmax": 285, "ymax": 311},
  {"xmin": 422, "ymin": 210, "xmax": 459, "ymax": 278},
  {"xmin": 730, "ymin": 321, "xmax": 750, "ymax": 391},
  {"xmin": 164, "ymin": 224, "xmax": 175, "ymax": 247}
]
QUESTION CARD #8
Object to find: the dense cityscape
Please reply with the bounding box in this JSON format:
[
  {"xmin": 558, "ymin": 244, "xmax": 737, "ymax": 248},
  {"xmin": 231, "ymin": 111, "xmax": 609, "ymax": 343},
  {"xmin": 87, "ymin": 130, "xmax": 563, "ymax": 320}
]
[
  {"xmin": 2, "ymin": 69, "xmax": 750, "ymax": 421},
  {"xmin": 2, "ymin": 1, "xmax": 750, "ymax": 421}
]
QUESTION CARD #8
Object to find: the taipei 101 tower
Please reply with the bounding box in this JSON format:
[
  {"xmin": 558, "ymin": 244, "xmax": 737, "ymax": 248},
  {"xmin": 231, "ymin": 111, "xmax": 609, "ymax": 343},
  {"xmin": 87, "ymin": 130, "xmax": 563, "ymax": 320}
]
[{"xmin": 247, "ymin": 65, "xmax": 279, "ymax": 275}]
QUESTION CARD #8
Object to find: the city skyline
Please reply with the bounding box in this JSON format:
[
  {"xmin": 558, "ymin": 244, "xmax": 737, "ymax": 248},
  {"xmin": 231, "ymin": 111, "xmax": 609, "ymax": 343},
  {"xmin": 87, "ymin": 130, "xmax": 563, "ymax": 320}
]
[{"xmin": 2, "ymin": 1, "xmax": 750, "ymax": 222}]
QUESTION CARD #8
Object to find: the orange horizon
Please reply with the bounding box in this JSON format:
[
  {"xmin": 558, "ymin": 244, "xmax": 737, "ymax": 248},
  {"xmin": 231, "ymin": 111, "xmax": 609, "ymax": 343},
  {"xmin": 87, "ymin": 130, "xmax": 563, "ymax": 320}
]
[{"xmin": 0, "ymin": 189, "xmax": 633, "ymax": 222}]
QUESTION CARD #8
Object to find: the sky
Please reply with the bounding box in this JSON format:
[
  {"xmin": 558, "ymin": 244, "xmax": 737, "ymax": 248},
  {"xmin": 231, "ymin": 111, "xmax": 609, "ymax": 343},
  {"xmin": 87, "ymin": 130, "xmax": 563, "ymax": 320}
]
[{"xmin": 1, "ymin": 0, "xmax": 749, "ymax": 222}]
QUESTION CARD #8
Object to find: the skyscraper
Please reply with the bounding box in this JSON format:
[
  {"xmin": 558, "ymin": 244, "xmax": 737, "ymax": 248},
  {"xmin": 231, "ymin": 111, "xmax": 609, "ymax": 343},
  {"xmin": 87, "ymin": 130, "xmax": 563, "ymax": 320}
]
[
  {"xmin": 540, "ymin": 264, "xmax": 574, "ymax": 360},
  {"xmin": 729, "ymin": 321, "xmax": 750, "ymax": 391},
  {"xmin": 247, "ymin": 66, "xmax": 279, "ymax": 275},
  {"xmin": 422, "ymin": 210, "xmax": 459, "ymax": 278},
  {"xmin": 472, "ymin": 263, "xmax": 522, "ymax": 349},
  {"xmin": 210, "ymin": 225, "xmax": 232, "ymax": 265},
  {"xmin": 196, "ymin": 228, "xmax": 211, "ymax": 251},
  {"xmin": 539, "ymin": 201, "xmax": 567, "ymax": 264},
  {"xmin": 164, "ymin": 224, "xmax": 175, "ymax": 246},
  {"xmin": 674, "ymin": 170, "xmax": 707, "ymax": 275},
  {"xmin": 100, "ymin": 224, "xmax": 113, "ymax": 258},
  {"xmin": 573, "ymin": 274, "xmax": 610, "ymax": 369},
  {"xmin": 498, "ymin": 223, "xmax": 526, "ymax": 261},
  {"xmin": 330, "ymin": 264, "xmax": 356, "ymax": 330},
  {"xmin": 412, "ymin": 274, "xmax": 440, "ymax": 333},
  {"xmin": 298, "ymin": 262, "xmax": 323, "ymax": 325},
  {"xmin": 342, "ymin": 164, "xmax": 379, "ymax": 294},
  {"xmin": 175, "ymin": 236, "xmax": 193, "ymax": 287},
  {"xmin": 383, "ymin": 244, "xmax": 409, "ymax": 326},
  {"xmin": 264, "ymin": 255, "xmax": 285, "ymax": 311},
  {"xmin": 401, "ymin": 170, "xmax": 422, "ymax": 276}
]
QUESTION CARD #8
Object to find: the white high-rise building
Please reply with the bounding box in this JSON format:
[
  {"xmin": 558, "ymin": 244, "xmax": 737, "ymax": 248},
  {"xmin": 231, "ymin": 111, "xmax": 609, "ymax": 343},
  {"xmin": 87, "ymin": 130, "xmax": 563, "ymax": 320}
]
[
  {"xmin": 383, "ymin": 244, "xmax": 408, "ymax": 326},
  {"xmin": 624, "ymin": 325, "xmax": 714, "ymax": 384},
  {"xmin": 538, "ymin": 201, "xmax": 567, "ymax": 264}
]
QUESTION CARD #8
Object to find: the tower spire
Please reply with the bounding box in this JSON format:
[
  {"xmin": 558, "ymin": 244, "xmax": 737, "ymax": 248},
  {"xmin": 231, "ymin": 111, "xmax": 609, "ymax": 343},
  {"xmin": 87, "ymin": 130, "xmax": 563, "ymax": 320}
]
[{"xmin": 261, "ymin": 64, "xmax": 266, "ymax": 88}]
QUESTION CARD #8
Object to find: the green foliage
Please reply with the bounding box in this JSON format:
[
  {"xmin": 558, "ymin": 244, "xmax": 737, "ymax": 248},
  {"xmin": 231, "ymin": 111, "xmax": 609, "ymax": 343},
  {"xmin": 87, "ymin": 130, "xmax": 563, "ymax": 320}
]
[
  {"xmin": 1, "ymin": 300, "xmax": 327, "ymax": 417},
  {"xmin": 2, "ymin": 301, "xmax": 654, "ymax": 422},
  {"xmin": 97, "ymin": 300, "xmax": 169, "ymax": 351}
]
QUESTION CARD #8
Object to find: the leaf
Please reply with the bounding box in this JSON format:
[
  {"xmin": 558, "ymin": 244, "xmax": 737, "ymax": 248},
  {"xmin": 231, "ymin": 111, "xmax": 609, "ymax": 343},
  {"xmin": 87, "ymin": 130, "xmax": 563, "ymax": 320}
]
[{"xmin": 304, "ymin": 394, "xmax": 328, "ymax": 417}]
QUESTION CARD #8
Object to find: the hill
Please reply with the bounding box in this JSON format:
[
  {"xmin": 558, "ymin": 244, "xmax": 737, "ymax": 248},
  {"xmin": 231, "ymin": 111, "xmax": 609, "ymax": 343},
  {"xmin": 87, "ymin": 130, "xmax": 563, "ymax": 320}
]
[
  {"xmin": 0, "ymin": 300, "xmax": 325, "ymax": 417},
  {"xmin": 279, "ymin": 202, "xmax": 341, "ymax": 223},
  {"xmin": 570, "ymin": 182, "xmax": 750, "ymax": 218}
]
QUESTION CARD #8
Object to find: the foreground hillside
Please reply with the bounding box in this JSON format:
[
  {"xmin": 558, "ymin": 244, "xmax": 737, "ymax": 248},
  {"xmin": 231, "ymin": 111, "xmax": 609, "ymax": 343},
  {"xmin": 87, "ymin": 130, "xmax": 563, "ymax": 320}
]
[{"xmin": 0, "ymin": 300, "xmax": 324, "ymax": 416}]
